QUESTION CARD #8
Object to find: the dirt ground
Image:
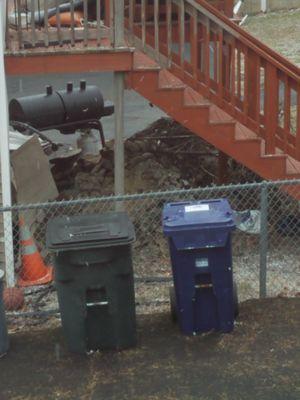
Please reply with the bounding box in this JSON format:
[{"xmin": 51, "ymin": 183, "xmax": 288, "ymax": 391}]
[
  {"xmin": 57, "ymin": 118, "xmax": 260, "ymax": 199},
  {"xmin": 244, "ymin": 8, "xmax": 300, "ymax": 66},
  {"xmin": 1, "ymin": 298, "xmax": 300, "ymax": 400}
]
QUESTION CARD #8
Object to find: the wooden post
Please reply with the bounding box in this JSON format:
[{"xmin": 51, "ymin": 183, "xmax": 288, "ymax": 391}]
[
  {"xmin": 264, "ymin": 63, "xmax": 278, "ymax": 154},
  {"xmin": 104, "ymin": 0, "xmax": 111, "ymax": 27},
  {"xmin": 113, "ymin": 1, "xmax": 125, "ymax": 204},
  {"xmin": 247, "ymin": 49, "xmax": 260, "ymax": 122},
  {"xmin": 1, "ymin": 1, "xmax": 6, "ymax": 36},
  {"xmin": 296, "ymin": 86, "xmax": 300, "ymax": 160},
  {"xmin": 218, "ymin": 151, "xmax": 229, "ymax": 184},
  {"xmin": 0, "ymin": 6, "xmax": 15, "ymax": 287},
  {"xmin": 190, "ymin": 8, "xmax": 198, "ymax": 79},
  {"xmin": 224, "ymin": 0, "xmax": 234, "ymax": 18},
  {"xmin": 114, "ymin": 0, "xmax": 124, "ymax": 47}
]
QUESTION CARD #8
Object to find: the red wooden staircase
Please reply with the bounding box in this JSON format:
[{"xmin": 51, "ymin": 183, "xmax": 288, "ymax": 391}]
[{"xmin": 125, "ymin": 0, "xmax": 300, "ymax": 184}]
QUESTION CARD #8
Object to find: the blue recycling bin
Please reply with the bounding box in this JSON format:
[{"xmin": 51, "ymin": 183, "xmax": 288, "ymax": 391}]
[{"xmin": 163, "ymin": 199, "xmax": 236, "ymax": 335}]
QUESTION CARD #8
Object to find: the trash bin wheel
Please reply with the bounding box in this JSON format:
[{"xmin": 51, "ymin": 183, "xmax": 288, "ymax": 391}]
[
  {"xmin": 169, "ymin": 286, "xmax": 177, "ymax": 323},
  {"xmin": 233, "ymin": 281, "xmax": 239, "ymax": 319}
]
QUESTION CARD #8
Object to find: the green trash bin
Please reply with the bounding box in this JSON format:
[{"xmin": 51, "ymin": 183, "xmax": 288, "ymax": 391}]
[{"xmin": 46, "ymin": 212, "xmax": 136, "ymax": 354}]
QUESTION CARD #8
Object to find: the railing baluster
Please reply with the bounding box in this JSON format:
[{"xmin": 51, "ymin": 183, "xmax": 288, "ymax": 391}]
[
  {"xmin": 297, "ymin": 87, "xmax": 300, "ymax": 159},
  {"xmin": 83, "ymin": 0, "xmax": 88, "ymax": 46},
  {"xmin": 141, "ymin": 0, "xmax": 146, "ymax": 50},
  {"xmin": 129, "ymin": 0, "xmax": 134, "ymax": 39},
  {"xmin": 154, "ymin": 0, "xmax": 159, "ymax": 60},
  {"xmin": 25, "ymin": 0, "xmax": 29, "ymax": 29},
  {"xmin": 44, "ymin": 0, "xmax": 49, "ymax": 47},
  {"xmin": 37, "ymin": 0, "xmax": 41, "ymax": 29},
  {"xmin": 105, "ymin": 0, "xmax": 111, "ymax": 27},
  {"xmin": 218, "ymin": 28, "xmax": 223, "ymax": 98},
  {"xmin": 203, "ymin": 16, "xmax": 210, "ymax": 88},
  {"xmin": 213, "ymin": 32, "xmax": 217, "ymax": 81},
  {"xmin": 179, "ymin": 0, "xmax": 185, "ymax": 68},
  {"xmin": 56, "ymin": 0, "xmax": 62, "ymax": 46},
  {"xmin": 70, "ymin": 0, "xmax": 75, "ymax": 47},
  {"xmin": 30, "ymin": 0, "xmax": 36, "ymax": 47},
  {"xmin": 247, "ymin": 50, "xmax": 260, "ymax": 124},
  {"xmin": 190, "ymin": 7, "xmax": 198, "ymax": 79},
  {"xmin": 110, "ymin": 0, "xmax": 115, "ymax": 46},
  {"xmin": 5, "ymin": 0, "xmax": 11, "ymax": 50},
  {"xmin": 243, "ymin": 48, "xmax": 249, "ymax": 117},
  {"xmin": 16, "ymin": 0, "xmax": 23, "ymax": 49},
  {"xmin": 13, "ymin": 0, "xmax": 18, "ymax": 28},
  {"xmin": 255, "ymin": 60, "xmax": 261, "ymax": 125},
  {"xmin": 230, "ymin": 38, "xmax": 236, "ymax": 108},
  {"xmin": 166, "ymin": 0, "xmax": 172, "ymax": 67},
  {"xmin": 283, "ymin": 76, "xmax": 290, "ymax": 153},
  {"xmin": 265, "ymin": 63, "xmax": 278, "ymax": 154},
  {"xmin": 114, "ymin": 0, "xmax": 124, "ymax": 47},
  {"xmin": 237, "ymin": 47, "xmax": 241, "ymax": 101},
  {"xmin": 97, "ymin": 0, "xmax": 102, "ymax": 46}
]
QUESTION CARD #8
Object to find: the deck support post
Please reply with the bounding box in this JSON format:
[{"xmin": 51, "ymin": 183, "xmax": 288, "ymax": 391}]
[
  {"xmin": 113, "ymin": 0, "xmax": 125, "ymax": 207},
  {"xmin": 114, "ymin": 72, "xmax": 125, "ymax": 205},
  {"xmin": 217, "ymin": 151, "xmax": 229, "ymax": 184},
  {"xmin": 0, "ymin": 6, "xmax": 15, "ymax": 287}
]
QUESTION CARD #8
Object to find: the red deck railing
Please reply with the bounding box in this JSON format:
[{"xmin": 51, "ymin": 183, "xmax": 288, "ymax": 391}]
[
  {"xmin": 126, "ymin": 0, "xmax": 300, "ymax": 161},
  {"xmin": 6, "ymin": 0, "xmax": 114, "ymax": 50}
]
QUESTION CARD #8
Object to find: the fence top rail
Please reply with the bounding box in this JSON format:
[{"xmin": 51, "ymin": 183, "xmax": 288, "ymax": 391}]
[
  {"xmin": 1, "ymin": 179, "xmax": 299, "ymax": 213},
  {"xmin": 188, "ymin": 0, "xmax": 300, "ymax": 83}
]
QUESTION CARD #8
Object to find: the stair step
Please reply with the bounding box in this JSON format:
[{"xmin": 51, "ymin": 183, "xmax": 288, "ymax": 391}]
[
  {"xmin": 209, "ymin": 105, "xmax": 234, "ymax": 124},
  {"xmin": 159, "ymin": 70, "xmax": 186, "ymax": 90},
  {"xmin": 183, "ymin": 87, "xmax": 209, "ymax": 108},
  {"xmin": 133, "ymin": 51, "xmax": 160, "ymax": 71},
  {"xmin": 286, "ymin": 157, "xmax": 300, "ymax": 177},
  {"xmin": 129, "ymin": 50, "xmax": 300, "ymax": 186},
  {"xmin": 235, "ymin": 123, "xmax": 258, "ymax": 141}
]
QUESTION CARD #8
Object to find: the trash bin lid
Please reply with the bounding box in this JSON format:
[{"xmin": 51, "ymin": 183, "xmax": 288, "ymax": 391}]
[
  {"xmin": 163, "ymin": 199, "xmax": 235, "ymax": 234},
  {"xmin": 46, "ymin": 212, "xmax": 135, "ymax": 250}
]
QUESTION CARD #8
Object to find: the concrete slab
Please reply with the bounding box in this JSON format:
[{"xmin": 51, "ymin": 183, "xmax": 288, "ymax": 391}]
[{"xmin": 0, "ymin": 298, "xmax": 299, "ymax": 400}]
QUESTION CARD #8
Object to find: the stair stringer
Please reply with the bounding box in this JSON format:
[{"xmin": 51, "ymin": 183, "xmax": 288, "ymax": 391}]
[{"xmin": 128, "ymin": 66, "xmax": 299, "ymax": 184}]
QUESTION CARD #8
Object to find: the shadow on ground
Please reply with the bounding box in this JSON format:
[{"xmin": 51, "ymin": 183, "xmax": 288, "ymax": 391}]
[{"xmin": 0, "ymin": 298, "xmax": 299, "ymax": 400}]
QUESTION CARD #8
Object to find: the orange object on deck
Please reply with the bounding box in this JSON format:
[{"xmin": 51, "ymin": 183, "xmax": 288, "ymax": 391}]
[
  {"xmin": 48, "ymin": 11, "xmax": 84, "ymax": 28},
  {"xmin": 18, "ymin": 218, "xmax": 53, "ymax": 287}
]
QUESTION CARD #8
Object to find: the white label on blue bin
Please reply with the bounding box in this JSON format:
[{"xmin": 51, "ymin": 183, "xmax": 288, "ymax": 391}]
[
  {"xmin": 185, "ymin": 204, "xmax": 209, "ymax": 213},
  {"xmin": 195, "ymin": 258, "xmax": 209, "ymax": 268}
]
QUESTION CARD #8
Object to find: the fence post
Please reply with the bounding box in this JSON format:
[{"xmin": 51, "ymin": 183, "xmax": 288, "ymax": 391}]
[
  {"xmin": 259, "ymin": 183, "xmax": 268, "ymax": 298},
  {"xmin": 0, "ymin": 5, "xmax": 15, "ymax": 287}
]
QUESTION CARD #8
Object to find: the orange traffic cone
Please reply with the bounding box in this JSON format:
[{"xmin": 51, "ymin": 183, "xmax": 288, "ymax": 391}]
[{"xmin": 18, "ymin": 218, "xmax": 53, "ymax": 287}]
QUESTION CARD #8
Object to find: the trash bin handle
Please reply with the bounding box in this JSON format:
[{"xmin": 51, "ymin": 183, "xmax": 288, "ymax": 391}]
[
  {"xmin": 69, "ymin": 226, "xmax": 109, "ymax": 238},
  {"xmin": 70, "ymin": 259, "xmax": 113, "ymax": 267},
  {"xmin": 168, "ymin": 201, "xmax": 191, "ymax": 207}
]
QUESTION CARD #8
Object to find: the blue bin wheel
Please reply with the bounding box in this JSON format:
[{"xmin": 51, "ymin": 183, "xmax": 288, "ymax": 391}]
[
  {"xmin": 233, "ymin": 281, "xmax": 239, "ymax": 319},
  {"xmin": 169, "ymin": 286, "xmax": 177, "ymax": 323}
]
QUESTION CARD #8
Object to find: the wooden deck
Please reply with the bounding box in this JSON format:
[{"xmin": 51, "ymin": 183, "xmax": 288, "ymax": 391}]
[{"xmin": 5, "ymin": 33, "xmax": 134, "ymax": 75}]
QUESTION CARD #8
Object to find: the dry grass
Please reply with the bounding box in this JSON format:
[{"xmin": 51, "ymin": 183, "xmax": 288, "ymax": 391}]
[{"xmin": 244, "ymin": 8, "xmax": 300, "ymax": 67}]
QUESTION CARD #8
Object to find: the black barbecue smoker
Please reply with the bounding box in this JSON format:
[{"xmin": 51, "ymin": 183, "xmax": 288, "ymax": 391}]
[{"xmin": 9, "ymin": 80, "xmax": 114, "ymax": 148}]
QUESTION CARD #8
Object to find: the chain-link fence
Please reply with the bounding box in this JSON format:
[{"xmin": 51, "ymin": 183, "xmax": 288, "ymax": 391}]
[{"xmin": 1, "ymin": 179, "xmax": 299, "ymax": 316}]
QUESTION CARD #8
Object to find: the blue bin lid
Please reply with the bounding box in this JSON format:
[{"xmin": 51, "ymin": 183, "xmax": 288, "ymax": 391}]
[{"xmin": 163, "ymin": 198, "xmax": 235, "ymax": 235}]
